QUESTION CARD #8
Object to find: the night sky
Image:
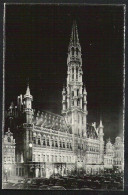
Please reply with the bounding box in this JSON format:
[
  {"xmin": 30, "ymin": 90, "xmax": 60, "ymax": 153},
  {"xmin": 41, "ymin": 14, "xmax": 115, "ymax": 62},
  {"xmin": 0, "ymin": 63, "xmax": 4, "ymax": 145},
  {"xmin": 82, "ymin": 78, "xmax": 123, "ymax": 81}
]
[{"xmin": 5, "ymin": 4, "xmax": 124, "ymax": 142}]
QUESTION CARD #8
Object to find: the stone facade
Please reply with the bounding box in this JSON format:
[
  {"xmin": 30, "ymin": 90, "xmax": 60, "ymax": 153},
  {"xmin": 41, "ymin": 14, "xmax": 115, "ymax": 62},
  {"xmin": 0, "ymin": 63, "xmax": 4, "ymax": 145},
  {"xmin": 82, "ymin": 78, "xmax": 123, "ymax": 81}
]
[
  {"xmin": 104, "ymin": 138, "xmax": 124, "ymax": 173},
  {"xmin": 3, "ymin": 128, "xmax": 16, "ymax": 181},
  {"xmin": 4, "ymin": 22, "xmax": 123, "ymax": 179}
]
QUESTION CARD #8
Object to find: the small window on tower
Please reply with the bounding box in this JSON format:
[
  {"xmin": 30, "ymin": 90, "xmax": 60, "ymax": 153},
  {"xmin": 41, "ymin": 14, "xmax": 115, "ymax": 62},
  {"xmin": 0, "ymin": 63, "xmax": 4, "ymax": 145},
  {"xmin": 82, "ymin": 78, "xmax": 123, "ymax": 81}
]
[
  {"xmin": 72, "ymin": 47, "xmax": 74, "ymax": 55},
  {"xmin": 76, "ymin": 48, "xmax": 79, "ymax": 56},
  {"xmin": 76, "ymin": 67, "xmax": 78, "ymax": 81},
  {"xmin": 8, "ymin": 137, "xmax": 11, "ymax": 142},
  {"xmin": 77, "ymin": 89, "xmax": 79, "ymax": 96},
  {"xmin": 72, "ymin": 67, "xmax": 74, "ymax": 80}
]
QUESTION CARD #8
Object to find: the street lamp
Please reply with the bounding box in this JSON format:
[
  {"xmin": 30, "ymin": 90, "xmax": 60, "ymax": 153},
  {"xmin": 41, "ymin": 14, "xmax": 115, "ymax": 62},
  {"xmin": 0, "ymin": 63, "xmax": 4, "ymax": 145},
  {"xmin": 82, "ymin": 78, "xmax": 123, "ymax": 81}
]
[{"xmin": 29, "ymin": 143, "xmax": 32, "ymax": 148}]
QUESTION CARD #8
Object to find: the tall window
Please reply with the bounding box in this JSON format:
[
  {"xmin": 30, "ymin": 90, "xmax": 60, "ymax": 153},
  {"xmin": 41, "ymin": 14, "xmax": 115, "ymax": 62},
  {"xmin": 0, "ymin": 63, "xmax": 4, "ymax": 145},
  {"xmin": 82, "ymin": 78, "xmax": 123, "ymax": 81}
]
[
  {"xmin": 59, "ymin": 141, "xmax": 62, "ymax": 148},
  {"xmin": 52, "ymin": 139, "xmax": 54, "ymax": 147},
  {"xmin": 72, "ymin": 67, "xmax": 74, "ymax": 80},
  {"xmin": 67, "ymin": 142, "xmax": 69, "ymax": 148},
  {"xmin": 38, "ymin": 137, "xmax": 41, "ymax": 145},
  {"xmin": 33, "ymin": 137, "xmax": 36, "ymax": 144},
  {"xmin": 47, "ymin": 137, "xmax": 50, "ymax": 146},
  {"xmin": 55, "ymin": 140, "xmax": 58, "ymax": 147},
  {"xmin": 19, "ymin": 168, "xmax": 21, "ymax": 176},
  {"xmin": 63, "ymin": 141, "xmax": 65, "ymax": 148},
  {"xmin": 76, "ymin": 67, "xmax": 78, "ymax": 81},
  {"xmin": 43, "ymin": 137, "xmax": 46, "ymax": 145},
  {"xmin": 72, "ymin": 47, "xmax": 74, "ymax": 55}
]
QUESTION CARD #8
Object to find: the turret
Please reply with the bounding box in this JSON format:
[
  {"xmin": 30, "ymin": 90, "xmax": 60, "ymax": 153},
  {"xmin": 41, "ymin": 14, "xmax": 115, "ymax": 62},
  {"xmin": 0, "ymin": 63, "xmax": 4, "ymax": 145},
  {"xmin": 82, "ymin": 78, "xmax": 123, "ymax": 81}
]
[
  {"xmin": 99, "ymin": 119, "xmax": 104, "ymax": 137},
  {"xmin": 62, "ymin": 22, "xmax": 87, "ymax": 137},
  {"xmin": 23, "ymin": 83, "xmax": 33, "ymax": 110},
  {"xmin": 98, "ymin": 119, "xmax": 104, "ymax": 164},
  {"xmin": 23, "ymin": 83, "xmax": 33, "ymax": 124}
]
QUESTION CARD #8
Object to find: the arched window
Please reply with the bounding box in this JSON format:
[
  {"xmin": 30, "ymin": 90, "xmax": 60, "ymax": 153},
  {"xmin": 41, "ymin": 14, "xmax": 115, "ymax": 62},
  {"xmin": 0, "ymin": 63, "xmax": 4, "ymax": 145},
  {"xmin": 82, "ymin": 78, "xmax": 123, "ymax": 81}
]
[
  {"xmin": 8, "ymin": 137, "xmax": 11, "ymax": 142},
  {"xmin": 51, "ymin": 138, "xmax": 54, "ymax": 147},
  {"xmin": 76, "ymin": 67, "xmax": 78, "ymax": 81},
  {"xmin": 38, "ymin": 137, "xmax": 41, "ymax": 145},
  {"xmin": 72, "ymin": 67, "xmax": 74, "ymax": 80},
  {"xmin": 59, "ymin": 140, "xmax": 62, "ymax": 148},
  {"xmin": 63, "ymin": 141, "xmax": 65, "ymax": 148},
  {"xmin": 70, "ymin": 143, "xmax": 72, "ymax": 150},
  {"xmin": 55, "ymin": 139, "xmax": 58, "ymax": 147},
  {"xmin": 47, "ymin": 137, "xmax": 50, "ymax": 146},
  {"xmin": 33, "ymin": 136, "xmax": 36, "ymax": 144},
  {"xmin": 67, "ymin": 142, "xmax": 69, "ymax": 148},
  {"xmin": 43, "ymin": 136, "xmax": 46, "ymax": 146}
]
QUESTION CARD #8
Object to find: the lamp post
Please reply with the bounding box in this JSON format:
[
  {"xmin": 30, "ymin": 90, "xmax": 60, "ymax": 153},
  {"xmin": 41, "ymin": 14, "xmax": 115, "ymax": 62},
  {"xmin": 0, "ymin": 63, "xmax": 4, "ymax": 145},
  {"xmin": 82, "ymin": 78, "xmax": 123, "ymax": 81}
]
[{"xmin": 28, "ymin": 143, "xmax": 33, "ymax": 178}]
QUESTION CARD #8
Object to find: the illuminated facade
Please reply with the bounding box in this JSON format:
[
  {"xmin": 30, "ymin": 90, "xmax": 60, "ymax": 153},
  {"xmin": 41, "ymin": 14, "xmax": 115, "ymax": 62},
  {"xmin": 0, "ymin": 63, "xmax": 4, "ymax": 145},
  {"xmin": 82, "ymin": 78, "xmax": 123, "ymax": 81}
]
[
  {"xmin": 4, "ymin": 22, "xmax": 123, "ymax": 178},
  {"xmin": 3, "ymin": 128, "xmax": 16, "ymax": 181}
]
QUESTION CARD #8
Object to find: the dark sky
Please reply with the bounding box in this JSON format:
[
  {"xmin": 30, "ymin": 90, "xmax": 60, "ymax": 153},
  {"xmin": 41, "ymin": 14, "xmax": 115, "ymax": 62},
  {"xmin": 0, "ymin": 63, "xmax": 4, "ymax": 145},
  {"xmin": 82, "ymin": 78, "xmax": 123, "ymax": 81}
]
[{"xmin": 5, "ymin": 4, "xmax": 124, "ymax": 142}]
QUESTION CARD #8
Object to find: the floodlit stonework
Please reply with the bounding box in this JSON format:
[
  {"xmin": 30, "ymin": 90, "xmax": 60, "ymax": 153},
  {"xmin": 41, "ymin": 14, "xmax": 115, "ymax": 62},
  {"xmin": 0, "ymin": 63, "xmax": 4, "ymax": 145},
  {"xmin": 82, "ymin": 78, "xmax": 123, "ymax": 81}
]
[{"xmin": 3, "ymin": 22, "xmax": 124, "ymax": 180}]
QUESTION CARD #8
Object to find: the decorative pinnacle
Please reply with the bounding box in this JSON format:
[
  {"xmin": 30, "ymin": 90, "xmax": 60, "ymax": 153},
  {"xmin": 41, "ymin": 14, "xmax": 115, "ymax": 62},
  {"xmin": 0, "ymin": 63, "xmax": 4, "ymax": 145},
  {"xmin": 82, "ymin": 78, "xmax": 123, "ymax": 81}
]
[
  {"xmin": 70, "ymin": 21, "xmax": 79, "ymax": 45},
  {"xmin": 26, "ymin": 83, "xmax": 31, "ymax": 96},
  {"xmin": 99, "ymin": 119, "xmax": 103, "ymax": 128}
]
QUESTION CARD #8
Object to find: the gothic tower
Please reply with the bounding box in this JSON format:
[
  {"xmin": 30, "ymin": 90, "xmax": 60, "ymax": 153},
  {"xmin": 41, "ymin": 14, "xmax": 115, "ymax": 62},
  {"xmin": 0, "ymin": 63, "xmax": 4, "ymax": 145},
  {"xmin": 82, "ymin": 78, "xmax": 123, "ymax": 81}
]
[
  {"xmin": 23, "ymin": 84, "xmax": 33, "ymax": 163},
  {"xmin": 23, "ymin": 83, "xmax": 33, "ymax": 124},
  {"xmin": 62, "ymin": 22, "xmax": 88, "ymax": 137}
]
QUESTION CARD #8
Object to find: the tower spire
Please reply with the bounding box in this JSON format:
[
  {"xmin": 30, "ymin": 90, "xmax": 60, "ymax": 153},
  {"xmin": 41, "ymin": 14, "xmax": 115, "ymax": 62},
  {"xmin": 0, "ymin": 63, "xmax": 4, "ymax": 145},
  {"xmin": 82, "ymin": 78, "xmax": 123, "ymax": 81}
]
[
  {"xmin": 70, "ymin": 21, "xmax": 80, "ymax": 46},
  {"xmin": 26, "ymin": 82, "xmax": 31, "ymax": 96}
]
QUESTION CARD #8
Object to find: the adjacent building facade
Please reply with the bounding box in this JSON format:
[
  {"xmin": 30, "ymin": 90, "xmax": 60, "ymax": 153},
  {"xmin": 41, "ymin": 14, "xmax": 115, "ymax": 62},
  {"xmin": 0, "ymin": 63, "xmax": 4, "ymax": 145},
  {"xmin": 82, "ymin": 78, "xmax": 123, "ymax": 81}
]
[{"xmin": 3, "ymin": 22, "xmax": 124, "ymax": 179}]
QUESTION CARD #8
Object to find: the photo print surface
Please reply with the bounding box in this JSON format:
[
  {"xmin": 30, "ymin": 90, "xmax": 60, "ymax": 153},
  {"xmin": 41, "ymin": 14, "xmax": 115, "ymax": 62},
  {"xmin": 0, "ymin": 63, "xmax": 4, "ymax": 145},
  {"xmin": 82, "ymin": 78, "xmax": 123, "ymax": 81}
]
[{"xmin": 3, "ymin": 4, "xmax": 124, "ymax": 190}]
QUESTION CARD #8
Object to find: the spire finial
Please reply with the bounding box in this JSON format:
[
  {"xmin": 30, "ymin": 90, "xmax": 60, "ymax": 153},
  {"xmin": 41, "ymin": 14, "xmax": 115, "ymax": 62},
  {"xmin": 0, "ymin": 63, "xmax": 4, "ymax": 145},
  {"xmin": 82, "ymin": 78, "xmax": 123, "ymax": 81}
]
[
  {"xmin": 70, "ymin": 21, "xmax": 79, "ymax": 45},
  {"xmin": 26, "ymin": 79, "xmax": 31, "ymax": 96},
  {"xmin": 99, "ymin": 118, "xmax": 103, "ymax": 128}
]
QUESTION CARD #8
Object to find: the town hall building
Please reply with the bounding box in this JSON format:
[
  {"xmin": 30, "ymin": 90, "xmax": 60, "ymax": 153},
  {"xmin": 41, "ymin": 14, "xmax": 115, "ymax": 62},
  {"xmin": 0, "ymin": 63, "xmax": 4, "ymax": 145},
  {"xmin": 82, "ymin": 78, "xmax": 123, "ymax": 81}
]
[{"xmin": 3, "ymin": 22, "xmax": 123, "ymax": 179}]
